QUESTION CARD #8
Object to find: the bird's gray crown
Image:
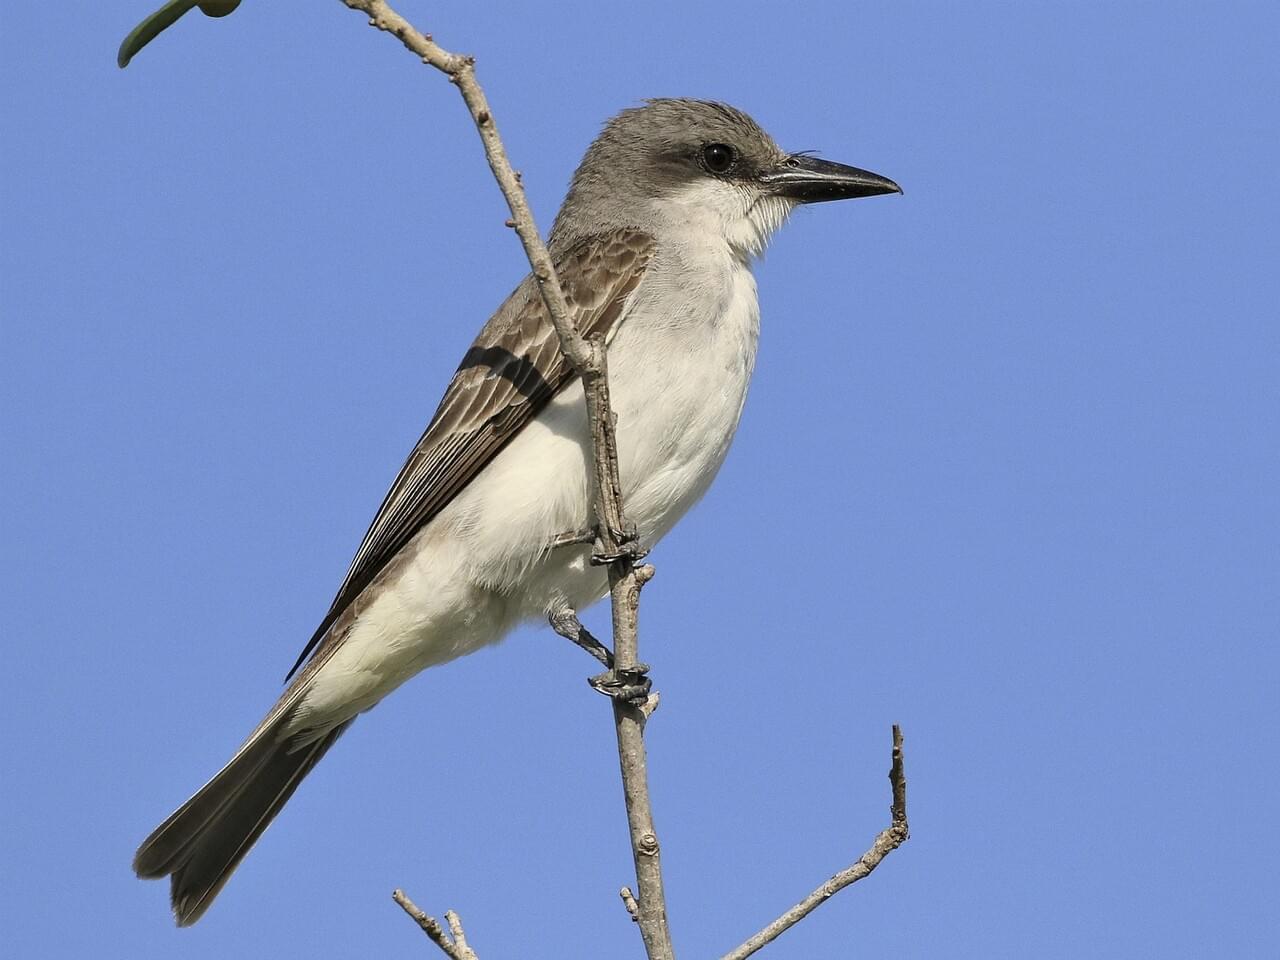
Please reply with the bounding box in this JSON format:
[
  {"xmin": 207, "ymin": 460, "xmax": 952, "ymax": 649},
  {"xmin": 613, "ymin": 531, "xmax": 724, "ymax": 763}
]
[{"xmin": 550, "ymin": 98, "xmax": 786, "ymax": 243}]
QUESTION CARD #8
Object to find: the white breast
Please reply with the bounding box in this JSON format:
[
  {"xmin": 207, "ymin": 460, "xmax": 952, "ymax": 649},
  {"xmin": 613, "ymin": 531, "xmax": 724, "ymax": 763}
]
[
  {"xmin": 295, "ymin": 243, "xmax": 761, "ymax": 732},
  {"xmin": 447, "ymin": 244, "xmax": 761, "ymax": 616},
  {"xmin": 608, "ymin": 252, "xmax": 760, "ymax": 544}
]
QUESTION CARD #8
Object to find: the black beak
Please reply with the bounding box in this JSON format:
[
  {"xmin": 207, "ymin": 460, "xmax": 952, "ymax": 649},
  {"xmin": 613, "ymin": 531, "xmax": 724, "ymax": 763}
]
[{"xmin": 762, "ymin": 155, "xmax": 902, "ymax": 203}]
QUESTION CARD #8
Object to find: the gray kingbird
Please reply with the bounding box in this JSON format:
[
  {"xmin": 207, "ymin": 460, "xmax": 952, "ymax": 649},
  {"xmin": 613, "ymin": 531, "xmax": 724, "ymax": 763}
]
[{"xmin": 133, "ymin": 98, "xmax": 900, "ymax": 924}]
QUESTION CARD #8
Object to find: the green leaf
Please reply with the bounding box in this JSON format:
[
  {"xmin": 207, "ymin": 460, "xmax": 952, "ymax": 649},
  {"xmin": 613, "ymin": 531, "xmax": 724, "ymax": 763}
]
[{"xmin": 117, "ymin": 0, "xmax": 243, "ymax": 69}]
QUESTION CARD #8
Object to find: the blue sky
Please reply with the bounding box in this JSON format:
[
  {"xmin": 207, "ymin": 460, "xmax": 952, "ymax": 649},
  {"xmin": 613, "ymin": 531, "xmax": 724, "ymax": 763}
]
[{"xmin": 2, "ymin": 1, "xmax": 1277, "ymax": 957}]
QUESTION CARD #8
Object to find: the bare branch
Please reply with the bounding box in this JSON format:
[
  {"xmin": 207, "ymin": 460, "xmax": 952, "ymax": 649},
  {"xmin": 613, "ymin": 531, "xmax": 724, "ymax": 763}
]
[
  {"xmin": 335, "ymin": 4, "xmax": 675, "ymax": 957},
  {"xmin": 621, "ymin": 886, "xmax": 642, "ymax": 922},
  {"xmin": 392, "ymin": 890, "xmax": 480, "ymax": 960},
  {"xmin": 717, "ymin": 726, "xmax": 910, "ymax": 960},
  {"xmin": 445, "ymin": 911, "xmax": 476, "ymax": 958},
  {"xmin": 638, "ymin": 690, "xmax": 661, "ymax": 721},
  {"xmin": 337, "ymin": 0, "xmax": 589, "ymax": 372}
]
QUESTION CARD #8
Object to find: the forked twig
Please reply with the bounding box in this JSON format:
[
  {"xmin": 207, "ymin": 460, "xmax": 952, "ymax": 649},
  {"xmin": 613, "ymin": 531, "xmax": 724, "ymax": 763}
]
[
  {"xmin": 392, "ymin": 890, "xmax": 480, "ymax": 960},
  {"xmin": 718, "ymin": 726, "xmax": 909, "ymax": 960}
]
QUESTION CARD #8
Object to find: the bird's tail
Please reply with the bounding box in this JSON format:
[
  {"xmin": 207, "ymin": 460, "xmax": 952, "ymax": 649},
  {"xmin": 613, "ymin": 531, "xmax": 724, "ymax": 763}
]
[{"xmin": 133, "ymin": 706, "xmax": 352, "ymax": 925}]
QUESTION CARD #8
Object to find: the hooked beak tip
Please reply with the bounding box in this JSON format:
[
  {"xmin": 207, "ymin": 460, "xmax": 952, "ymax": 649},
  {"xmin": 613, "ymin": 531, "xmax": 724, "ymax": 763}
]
[{"xmin": 765, "ymin": 155, "xmax": 902, "ymax": 203}]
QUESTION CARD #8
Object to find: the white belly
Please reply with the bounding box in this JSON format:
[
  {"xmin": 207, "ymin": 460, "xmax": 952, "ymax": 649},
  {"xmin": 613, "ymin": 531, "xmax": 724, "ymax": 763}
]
[{"xmin": 295, "ymin": 256, "xmax": 760, "ymax": 730}]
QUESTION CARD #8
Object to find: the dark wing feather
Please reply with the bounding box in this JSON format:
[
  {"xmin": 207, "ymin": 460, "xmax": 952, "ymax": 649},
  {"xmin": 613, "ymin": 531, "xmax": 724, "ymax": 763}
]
[{"xmin": 285, "ymin": 230, "xmax": 655, "ymax": 680}]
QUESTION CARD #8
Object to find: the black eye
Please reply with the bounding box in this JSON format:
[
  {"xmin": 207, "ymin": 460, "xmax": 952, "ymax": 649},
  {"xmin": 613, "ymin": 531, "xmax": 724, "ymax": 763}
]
[{"xmin": 702, "ymin": 143, "xmax": 736, "ymax": 174}]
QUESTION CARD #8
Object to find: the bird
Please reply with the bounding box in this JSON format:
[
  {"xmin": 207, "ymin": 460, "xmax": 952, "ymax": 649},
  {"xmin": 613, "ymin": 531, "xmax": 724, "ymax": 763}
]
[{"xmin": 132, "ymin": 98, "xmax": 900, "ymax": 925}]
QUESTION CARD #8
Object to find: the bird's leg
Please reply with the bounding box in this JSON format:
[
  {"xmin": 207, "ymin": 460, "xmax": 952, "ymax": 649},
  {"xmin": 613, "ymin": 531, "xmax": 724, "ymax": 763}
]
[
  {"xmin": 547, "ymin": 604, "xmax": 651, "ymax": 705},
  {"xmin": 549, "ymin": 528, "xmax": 596, "ymax": 550},
  {"xmin": 549, "ymin": 604, "xmax": 613, "ymax": 669}
]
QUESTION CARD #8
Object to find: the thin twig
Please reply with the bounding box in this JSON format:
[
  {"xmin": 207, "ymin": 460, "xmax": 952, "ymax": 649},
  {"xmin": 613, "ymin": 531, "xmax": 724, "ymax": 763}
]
[
  {"xmin": 620, "ymin": 886, "xmax": 642, "ymax": 922},
  {"xmin": 717, "ymin": 726, "xmax": 910, "ymax": 960},
  {"xmin": 337, "ymin": 0, "xmax": 589, "ymax": 371},
  {"xmin": 590, "ymin": 342, "xmax": 672, "ymax": 960},
  {"xmin": 638, "ymin": 690, "xmax": 661, "ymax": 720},
  {"xmin": 392, "ymin": 890, "xmax": 480, "ymax": 960},
  {"xmin": 336, "ymin": 4, "xmax": 674, "ymax": 958}
]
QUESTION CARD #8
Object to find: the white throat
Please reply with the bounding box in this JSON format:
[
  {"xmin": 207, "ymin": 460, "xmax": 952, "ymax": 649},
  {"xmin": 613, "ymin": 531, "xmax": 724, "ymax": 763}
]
[{"xmin": 655, "ymin": 180, "xmax": 796, "ymax": 262}]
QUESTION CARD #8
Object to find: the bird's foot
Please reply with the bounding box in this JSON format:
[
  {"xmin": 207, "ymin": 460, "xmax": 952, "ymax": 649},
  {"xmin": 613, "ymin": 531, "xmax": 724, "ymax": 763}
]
[
  {"xmin": 548, "ymin": 606, "xmax": 653, "ymax": 705},
  {"xmin": 549, "ymin": 522, "xmax": 648, "ymax": 566},
  {"xmin": 589, "ymin": 664, "xmax": 652, "ymax": 706},
  {"xmin": 549, "ymin": 605, "xmax": 613, "ymax": 669},
  {"xmin": 591, "ymin": 520, "xmax": 648, "ymax": 566}
]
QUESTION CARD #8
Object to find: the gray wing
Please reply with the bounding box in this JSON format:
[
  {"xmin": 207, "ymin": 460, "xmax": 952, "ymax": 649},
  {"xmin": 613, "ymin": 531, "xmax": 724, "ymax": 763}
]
[{"xmin": 285, "ymin": 230, "xmax": 655, "ymax": 679}]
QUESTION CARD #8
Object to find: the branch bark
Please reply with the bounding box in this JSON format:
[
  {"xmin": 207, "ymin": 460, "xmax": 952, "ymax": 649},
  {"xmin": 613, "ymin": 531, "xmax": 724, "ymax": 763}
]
[
  {"xmin": 718, "ymin": 726, "xmax": 909, "ymax": 960},
  {"xmin": 337, "ymin": 0, "xmax": 588, "ymax": 370},
  {"xmin": 392, "ymin": 890, "xmax": 480, "ymax": 960},
  {"xmin": 337, "ymin": 3, "xmax": 673, "ymax": 957}
]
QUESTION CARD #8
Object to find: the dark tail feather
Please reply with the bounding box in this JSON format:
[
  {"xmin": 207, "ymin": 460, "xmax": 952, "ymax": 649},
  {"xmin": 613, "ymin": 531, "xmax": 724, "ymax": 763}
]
[{"xmin": 133, "ymin": 711, "xmax": 352, "ymax": 926}]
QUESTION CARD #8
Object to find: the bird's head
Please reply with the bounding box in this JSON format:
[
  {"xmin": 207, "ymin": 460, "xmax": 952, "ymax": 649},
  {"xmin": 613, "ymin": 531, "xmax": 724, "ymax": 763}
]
[{"xmin": 552, "ymin": 98, "xmax": 900, "ymax": 259}]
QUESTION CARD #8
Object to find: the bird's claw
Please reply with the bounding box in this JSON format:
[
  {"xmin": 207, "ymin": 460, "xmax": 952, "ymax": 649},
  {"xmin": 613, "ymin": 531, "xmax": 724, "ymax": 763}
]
[
  {"xmin": 549, "ymin": 606, "xmax": 653, "ymax": 705},
  {"xmin": 591, "ymin": 522, "xmax": 648, "ymax": 566},
  {"xmin": 589, "ymin": 664, "xmax": 652, "ymax": 705}
]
